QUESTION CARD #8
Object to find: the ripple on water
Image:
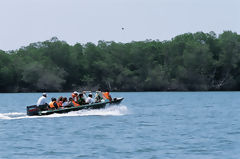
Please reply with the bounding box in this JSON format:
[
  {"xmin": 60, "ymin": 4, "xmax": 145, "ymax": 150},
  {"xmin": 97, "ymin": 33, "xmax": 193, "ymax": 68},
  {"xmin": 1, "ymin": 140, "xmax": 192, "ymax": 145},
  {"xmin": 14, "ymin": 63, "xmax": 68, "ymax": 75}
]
[{"xmin": 1, "ymin": 92, "xmax": 240, "ymax": 159}]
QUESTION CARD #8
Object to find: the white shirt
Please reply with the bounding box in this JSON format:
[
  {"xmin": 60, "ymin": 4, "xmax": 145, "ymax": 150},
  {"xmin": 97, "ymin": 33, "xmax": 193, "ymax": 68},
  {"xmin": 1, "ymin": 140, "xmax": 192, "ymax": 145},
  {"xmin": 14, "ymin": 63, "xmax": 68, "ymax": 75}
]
[
  {"xmin": 37, "ymin": 96, "xmax": 47, "ymax": 106},
  {"xmin": 62, "ymin": 102, "xmax": 69, "ymax": 107},
  {"xmin": 86, "ymin": 97, "xmax": 94, "ymax": 104}
]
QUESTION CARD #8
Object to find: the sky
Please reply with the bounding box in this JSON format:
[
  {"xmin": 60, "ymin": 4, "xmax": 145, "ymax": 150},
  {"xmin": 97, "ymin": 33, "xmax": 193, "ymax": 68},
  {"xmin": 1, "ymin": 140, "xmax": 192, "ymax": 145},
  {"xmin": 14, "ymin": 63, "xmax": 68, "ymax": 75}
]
[{"xmin": 0, "ymin": 0, "xmax": 239, "ymax": 51}]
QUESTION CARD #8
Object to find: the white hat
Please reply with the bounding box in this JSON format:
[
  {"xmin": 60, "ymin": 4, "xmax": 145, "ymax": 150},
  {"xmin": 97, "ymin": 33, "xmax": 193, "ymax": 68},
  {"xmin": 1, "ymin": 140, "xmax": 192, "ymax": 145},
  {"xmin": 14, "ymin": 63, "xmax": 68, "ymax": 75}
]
[{"xmin": 43, "ymin": 93, "xmax": 47, "ymax": 96}]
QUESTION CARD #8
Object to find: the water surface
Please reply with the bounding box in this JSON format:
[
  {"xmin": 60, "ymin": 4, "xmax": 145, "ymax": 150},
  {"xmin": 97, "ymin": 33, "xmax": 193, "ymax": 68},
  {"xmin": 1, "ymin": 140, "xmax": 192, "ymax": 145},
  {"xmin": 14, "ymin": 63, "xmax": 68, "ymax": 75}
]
[{"xmin": 0, "ymin": 92, "xmax": 240, "ymax": 159}]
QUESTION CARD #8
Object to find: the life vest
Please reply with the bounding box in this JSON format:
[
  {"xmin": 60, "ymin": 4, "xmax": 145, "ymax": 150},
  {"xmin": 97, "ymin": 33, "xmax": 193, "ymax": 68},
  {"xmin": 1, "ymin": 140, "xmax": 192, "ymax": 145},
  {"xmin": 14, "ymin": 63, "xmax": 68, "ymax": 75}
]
[
  {"xmin": 49, "ymin": 101, "xmax": 57, "ymax": 108},
  {"xmin": 103, "ymin": 92, "xmax": 112, "ymax": 101},
  {"xmin": 72, "ymin": 101, "xmax": 80, "ymax": 107},
  {"xmin": 72, "ymin": 93, "xmax": 77, "ymax": 98},
  {"xmin": 57, "ymin": 101, "xmax": 63, "ymax": 108},
  {"xmin": 72, "ymin": 93, "xmax": 79, "ymax": 102}
]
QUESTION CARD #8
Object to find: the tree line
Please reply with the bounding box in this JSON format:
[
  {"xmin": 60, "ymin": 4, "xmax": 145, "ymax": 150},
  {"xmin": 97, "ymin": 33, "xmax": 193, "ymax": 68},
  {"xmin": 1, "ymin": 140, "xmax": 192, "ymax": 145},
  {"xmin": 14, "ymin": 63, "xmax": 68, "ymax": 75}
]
[{"xmin": 0, "ymin": 31, "xmax": 240, "ymax": 92}]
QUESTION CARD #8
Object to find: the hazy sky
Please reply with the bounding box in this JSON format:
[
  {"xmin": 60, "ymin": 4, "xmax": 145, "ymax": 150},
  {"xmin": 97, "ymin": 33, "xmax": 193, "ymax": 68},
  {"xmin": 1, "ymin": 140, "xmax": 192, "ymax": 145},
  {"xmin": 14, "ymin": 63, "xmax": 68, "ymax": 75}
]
[{"xmin": 0, "ymin": 0, "xmax": 239, "ymax": 51}]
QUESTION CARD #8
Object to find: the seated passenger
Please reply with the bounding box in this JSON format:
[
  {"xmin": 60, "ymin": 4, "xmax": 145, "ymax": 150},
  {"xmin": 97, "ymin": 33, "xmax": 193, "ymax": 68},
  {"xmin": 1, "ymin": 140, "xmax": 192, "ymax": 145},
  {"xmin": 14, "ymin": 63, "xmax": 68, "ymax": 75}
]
[
  {"xmin": 102, "ymin": 90, "xmax": 112, "ymax": 102},
  {"xmin": 37, "ymin": 93, "xmax": 48, "ymax": 106},
  {"xmin": 37, "ymin": 93, "xmax": 48, "ymax": 111},
  {"xmin": 62, "ymin": 97, "xmax": 69, "ymax": 107},
  {"xmin": 77, "ymin": 93, "xmax": 86, "ymax": 105},
  {"xmin": 66, "ymin": 97, "xmax": 74, "ymax": 107},
  {"xmin": 57, "ymin": 96, "xmax": 63, "ymax": 108},
  {"xmin": 95, "ymin": 89, "xmax": 103, "ymax": 103},
  {"xmin": 49, "ymin": 97, "xmax": 58, "ymax": 109},
  {"xmin": 86, "ymin": 93, "xmax": 95, "ymax": 104},
  {"xmin": 69, "ymin": 97, "xmax": 80, "ymax": 107},
  {"xmin": 71, "ymin": 91, "xmax": 79, "ymax": 102}
]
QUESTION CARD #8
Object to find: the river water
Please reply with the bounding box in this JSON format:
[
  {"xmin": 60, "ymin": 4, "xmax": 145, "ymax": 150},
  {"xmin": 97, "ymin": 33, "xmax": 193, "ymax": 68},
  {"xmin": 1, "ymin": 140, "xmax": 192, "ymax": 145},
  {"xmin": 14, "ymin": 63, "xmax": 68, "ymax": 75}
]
[{"xmin": 0, "ymin": 92, "xmax": 240, "ymax": 159}]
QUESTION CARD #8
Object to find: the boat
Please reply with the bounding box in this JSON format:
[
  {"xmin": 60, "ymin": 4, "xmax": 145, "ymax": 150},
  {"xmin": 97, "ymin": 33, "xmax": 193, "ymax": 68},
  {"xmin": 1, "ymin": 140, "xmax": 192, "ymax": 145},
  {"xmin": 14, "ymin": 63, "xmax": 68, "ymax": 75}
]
[{"xmin": 26, "ymin": 97, "xmax": 124, "ymax": 116}]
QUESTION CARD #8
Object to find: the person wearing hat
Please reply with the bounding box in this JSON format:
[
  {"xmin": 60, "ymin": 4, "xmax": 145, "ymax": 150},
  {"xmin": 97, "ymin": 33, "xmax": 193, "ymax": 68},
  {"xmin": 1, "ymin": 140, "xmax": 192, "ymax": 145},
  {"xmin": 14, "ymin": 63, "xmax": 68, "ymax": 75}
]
[
  {"xmin": 71, "ymin": 91, "xmax": 79, "ymax": 102},
  {"xmin": 37, "ymin": 93, "xmax": 48, "ymax": 110},
  {"xmin": 85, "ymin": 93, "xmax": 94, "ymax": 104}
]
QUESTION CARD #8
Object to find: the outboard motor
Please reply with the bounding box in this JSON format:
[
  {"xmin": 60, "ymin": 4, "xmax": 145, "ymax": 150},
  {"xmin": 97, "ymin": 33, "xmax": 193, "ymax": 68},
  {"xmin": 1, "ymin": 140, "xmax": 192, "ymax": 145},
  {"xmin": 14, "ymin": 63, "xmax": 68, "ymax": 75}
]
[{"xmin": 26, "ymin": 105, "xmax": 39, "ymax": 116}]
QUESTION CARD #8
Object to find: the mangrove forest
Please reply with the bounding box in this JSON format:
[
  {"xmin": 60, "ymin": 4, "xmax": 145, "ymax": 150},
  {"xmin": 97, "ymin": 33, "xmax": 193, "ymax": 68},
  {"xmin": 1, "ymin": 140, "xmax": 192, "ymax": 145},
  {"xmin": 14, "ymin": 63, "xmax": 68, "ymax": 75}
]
[{"xmin": 0, "ymin": 31, "xmax": 240, "ymax": 92}]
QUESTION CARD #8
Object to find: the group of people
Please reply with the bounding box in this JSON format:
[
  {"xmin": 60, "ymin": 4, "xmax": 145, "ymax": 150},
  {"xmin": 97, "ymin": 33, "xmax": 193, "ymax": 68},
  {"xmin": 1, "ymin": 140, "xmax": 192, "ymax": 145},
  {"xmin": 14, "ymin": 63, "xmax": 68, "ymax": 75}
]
[{"xmin": 36, "ymin": 90, "xmax": 112, "ymax": 110}]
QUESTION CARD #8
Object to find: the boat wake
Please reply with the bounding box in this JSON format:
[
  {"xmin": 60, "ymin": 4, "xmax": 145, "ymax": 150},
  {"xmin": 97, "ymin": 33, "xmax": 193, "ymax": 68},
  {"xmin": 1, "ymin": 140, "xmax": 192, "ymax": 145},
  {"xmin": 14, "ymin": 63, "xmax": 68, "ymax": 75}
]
[{"xmin": 0, "ymin": 105, "xmax": 129, "ymax": 120}]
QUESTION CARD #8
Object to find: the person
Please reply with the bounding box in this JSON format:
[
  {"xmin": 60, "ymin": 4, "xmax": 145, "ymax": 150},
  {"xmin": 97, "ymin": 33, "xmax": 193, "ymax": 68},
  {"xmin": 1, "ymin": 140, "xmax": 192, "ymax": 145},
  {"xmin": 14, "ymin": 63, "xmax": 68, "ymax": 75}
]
[
  {"xmin": 69, "ymin": 97, "xmax": 80, "ymax": 107},
  {"xmin": 37, "ymin": 93, "xmax": 48, "ymax": 110},
  {"xmin": 85, "ymin": 93, "xmax": 95, "ymax": 104},
  {"xmin": 95, "ymin": 89, "xmax": 103, "ymax": 103},
  {"xmin": 49, "ymin": 97, "xmax": 58, "ymax": 109},
  {"xmin": 62, "ymin": 97, "xmax": 69, "ymax": 107},
  {"xmin": 65, "ymin": 97, "xmax": 74, "ymax": 107},
  {"xmin": 57, "ymin": 96, "xmax": 63, "ymax": 108},
  {"xmin": 71, "ymin": 91, "xmax": 79, "ymax": 102},
  {"xmin": 102, "ymin": 90, "xmax": 112, "ymax": 102},
  {"xmin": 77, "ymin": 93, "xmax": 86, "ymax": 105},
  {"xmin": 37, "ymin": 93, "xmax": 48, "ymax": 106}
]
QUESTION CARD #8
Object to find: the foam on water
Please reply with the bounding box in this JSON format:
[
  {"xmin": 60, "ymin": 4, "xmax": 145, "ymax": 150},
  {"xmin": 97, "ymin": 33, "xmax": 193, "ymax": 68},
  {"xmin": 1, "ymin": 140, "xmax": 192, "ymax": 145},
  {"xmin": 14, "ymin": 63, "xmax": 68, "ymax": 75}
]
[
  {"xmin": 0, "ymin": 112, "xmax": 27, "ymax": 120},
  {"xmin": 0, "ymin": 105, "xmax": 128, "ymax": 120}
]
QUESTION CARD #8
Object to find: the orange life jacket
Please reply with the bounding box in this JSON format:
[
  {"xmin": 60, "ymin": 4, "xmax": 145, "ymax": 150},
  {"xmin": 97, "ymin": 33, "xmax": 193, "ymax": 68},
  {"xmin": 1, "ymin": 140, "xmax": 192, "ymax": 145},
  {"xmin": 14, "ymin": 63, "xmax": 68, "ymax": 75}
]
[
  {"xmin": 103, "ymin": 92, "xmax": 112, "ymax": 101},
  {"xmin": 57, "ymin": 101, "xmax": 63, "ymax": 108},
  {"xmin": 72, "ymin": 93, "xmax": 77, "ymax": 98},
  {"xmin": 49, "ymin": 101, "xmax": 57, "ymax": 108},
  {"xmin": 72, "ymin": 93, "xmax": 79, "ymax": 102},
  {"xmin": 72, "ymin": 101, "xmax": 80, "ymax": 107}
]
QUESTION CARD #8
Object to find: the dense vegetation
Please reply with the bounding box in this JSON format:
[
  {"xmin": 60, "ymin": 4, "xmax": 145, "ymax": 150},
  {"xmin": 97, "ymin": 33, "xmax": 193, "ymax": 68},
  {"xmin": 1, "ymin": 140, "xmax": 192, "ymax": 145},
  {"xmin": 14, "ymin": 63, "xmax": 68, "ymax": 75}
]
[{"xmin": 1, "ymin": 31, "xmax": 240, "ymax": 92}]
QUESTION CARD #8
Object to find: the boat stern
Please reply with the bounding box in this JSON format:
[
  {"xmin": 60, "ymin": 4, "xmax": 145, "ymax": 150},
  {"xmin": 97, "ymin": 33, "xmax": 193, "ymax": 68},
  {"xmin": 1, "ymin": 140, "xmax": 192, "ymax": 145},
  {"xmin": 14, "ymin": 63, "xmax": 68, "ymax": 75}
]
[{"xmin": 26, "ymin": 105, "xmax": 40, "ymax": 116}]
